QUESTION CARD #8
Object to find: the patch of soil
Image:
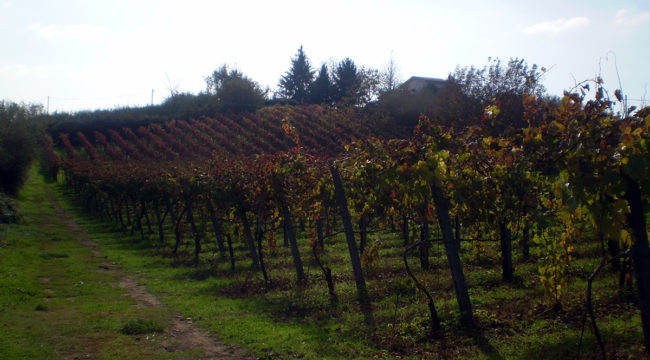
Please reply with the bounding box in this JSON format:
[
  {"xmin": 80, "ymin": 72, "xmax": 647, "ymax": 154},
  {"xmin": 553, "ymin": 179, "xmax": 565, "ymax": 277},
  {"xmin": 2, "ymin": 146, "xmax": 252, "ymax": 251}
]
[
  {"xmin": 118, "ymin": 275, "xmax": 164, "ymax": 308},
  {"xmin": 45, "ymin": 192, "xmax": 255, "ymax": 360},
  {"xmin": 161, "ymin": 315, "xmax": 252, "ymax": 359}
]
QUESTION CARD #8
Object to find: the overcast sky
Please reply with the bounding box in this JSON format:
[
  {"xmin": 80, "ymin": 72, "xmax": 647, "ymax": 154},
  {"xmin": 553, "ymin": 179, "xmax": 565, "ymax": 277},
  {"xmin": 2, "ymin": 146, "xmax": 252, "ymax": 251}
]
[{"xmin": 1, "ymin": 0, "xmax": 649, "ymax": 113}]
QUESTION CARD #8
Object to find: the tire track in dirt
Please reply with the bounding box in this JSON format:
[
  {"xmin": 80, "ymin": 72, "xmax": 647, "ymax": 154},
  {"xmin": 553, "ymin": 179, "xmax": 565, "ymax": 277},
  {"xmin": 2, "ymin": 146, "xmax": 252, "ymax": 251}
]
[{"xmin": 45, "ymin": 192, "xmax": 255, "ymax": 360}]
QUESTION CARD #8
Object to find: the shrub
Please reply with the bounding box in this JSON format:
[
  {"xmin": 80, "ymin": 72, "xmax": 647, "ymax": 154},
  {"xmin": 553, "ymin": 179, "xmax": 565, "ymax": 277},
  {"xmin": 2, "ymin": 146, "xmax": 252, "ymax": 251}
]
[
  {"xmin": 120, "ymin": 319, "xmax": 164, "ymax": 335},
  {"xmin": 0, "ymin": 101, "xmax": 43, "ymax": 195},
  {"xmin": 0, "ymin": 193, "xmax": 21, "ymax": 224}
]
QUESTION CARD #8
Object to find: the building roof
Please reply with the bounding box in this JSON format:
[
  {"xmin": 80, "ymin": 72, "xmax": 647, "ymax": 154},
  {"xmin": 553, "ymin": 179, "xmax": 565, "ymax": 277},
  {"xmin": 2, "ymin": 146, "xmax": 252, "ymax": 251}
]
[{"xmin": 400, "ymin": 76, "xmax": 447, "ymax": 93}]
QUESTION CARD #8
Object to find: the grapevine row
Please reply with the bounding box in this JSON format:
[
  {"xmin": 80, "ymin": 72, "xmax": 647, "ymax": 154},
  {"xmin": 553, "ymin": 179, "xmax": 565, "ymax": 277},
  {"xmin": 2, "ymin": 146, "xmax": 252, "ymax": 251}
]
[{"xmin": 47, "ymin": 98, "xmax": 650, "ymax": 353}]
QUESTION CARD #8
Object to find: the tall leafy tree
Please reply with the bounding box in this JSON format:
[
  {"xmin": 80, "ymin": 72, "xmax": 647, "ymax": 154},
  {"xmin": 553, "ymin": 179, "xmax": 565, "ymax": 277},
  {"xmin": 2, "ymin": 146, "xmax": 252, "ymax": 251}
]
[
  {"xmin": 204, "ymin": 64, "xmax": 245, "ymax": 95},
  {"xmin": 357, "ymin": 67, "xmax": 382, "ymax": 107},
  {"xmin": 333, "ymin": 58, "xmax": 360, "ymax": 105},
  {"xmin": 278, "ymin": 46, "xmax": 315, "ymax": 104},
  {"xmin": 441, "ymin": 57, "xmax": 545, "ymax": 135},
  {"xmin": 204, "ymin": 64, "xmax": 267, "ymax": 113},
  {"xmin": 309, "ymin": 64, "xmax": 333, "ymax": 105},
  {"xmin": 452, "ymin": 57, "xmax": 545, "ymax": 101}
]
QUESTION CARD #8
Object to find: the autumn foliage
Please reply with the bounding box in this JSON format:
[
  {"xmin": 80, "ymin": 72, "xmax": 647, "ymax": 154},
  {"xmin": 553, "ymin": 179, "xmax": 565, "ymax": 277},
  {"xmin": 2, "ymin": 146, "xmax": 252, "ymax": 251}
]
[{"xmin": 48, "ymin": 94, "xmax": 650, "ymax": 356}]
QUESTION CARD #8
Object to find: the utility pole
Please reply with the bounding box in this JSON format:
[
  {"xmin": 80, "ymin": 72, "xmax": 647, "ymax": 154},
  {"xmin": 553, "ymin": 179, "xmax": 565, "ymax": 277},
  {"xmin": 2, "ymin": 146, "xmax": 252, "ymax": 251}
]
[
  {"xmin": 47, "ymin": 96, "xmax": 50, "ymax": 115},
  {"xmin": 151, "ymin": 89, "xmax": 154, "ymax": 107}
]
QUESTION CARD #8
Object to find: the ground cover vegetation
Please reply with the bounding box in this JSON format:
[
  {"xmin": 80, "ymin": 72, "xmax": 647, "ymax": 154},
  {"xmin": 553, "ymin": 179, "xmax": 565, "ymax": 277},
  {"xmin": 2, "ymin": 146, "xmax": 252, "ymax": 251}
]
[
  {"xmin": 0, "ymin": 169, "xmax": 196, "ymax": 359},
  {"xmin": 3, "ymin": 50, "xmax": 650, "ymax": 358}
]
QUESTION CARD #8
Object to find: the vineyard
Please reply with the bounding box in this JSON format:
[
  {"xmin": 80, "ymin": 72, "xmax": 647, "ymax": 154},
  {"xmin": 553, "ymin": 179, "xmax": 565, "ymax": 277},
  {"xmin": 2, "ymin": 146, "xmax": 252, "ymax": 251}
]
[{"xmin": 45, "ymin": 94, "xmax": 650, "ymax": 358}]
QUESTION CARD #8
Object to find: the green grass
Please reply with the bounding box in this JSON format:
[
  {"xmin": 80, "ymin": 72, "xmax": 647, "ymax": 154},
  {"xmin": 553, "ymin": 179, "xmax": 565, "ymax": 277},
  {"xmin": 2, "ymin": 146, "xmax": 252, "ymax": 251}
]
[
  {"xmin": 59, "ymin": 220, "xmax": 379, "ymax": 359},
  {"xmin": 0, "ymin": 168, "xmax": 202, "ymax": 359}
]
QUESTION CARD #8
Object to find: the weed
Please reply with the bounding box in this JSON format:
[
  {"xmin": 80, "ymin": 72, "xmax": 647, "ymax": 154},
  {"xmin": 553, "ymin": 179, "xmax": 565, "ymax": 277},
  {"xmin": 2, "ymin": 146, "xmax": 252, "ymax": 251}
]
[{"xmin": 120, "ymin": 319, "xmax": 164, "ymax": 335}]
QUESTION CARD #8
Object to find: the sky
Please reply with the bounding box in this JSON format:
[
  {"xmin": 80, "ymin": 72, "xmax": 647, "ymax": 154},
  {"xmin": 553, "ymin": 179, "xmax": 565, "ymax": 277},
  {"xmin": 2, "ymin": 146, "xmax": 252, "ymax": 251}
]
[{"xmin": 1, "ymin": 0, "xmax": 649, "ymax": 113}]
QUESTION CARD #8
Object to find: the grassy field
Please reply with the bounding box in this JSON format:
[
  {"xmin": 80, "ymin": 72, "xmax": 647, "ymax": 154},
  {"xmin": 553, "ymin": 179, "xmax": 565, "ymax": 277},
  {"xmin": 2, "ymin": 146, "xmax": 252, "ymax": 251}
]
[
  {"xmin": 1, "ymin": 168, "xmax": 646, "ymax": 359},
  {"xmin": 0, "ymin": 169, "xmax": 226, "ymax": 359}
]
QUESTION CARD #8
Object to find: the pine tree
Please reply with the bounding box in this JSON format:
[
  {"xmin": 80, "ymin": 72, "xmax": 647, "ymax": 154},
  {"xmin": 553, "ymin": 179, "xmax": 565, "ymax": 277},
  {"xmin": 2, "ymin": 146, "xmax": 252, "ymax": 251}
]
[
  {"xmin": 278, "ymin": 46, "xmax": 315, "ymax": 104},
  {"xmin": 333, "ymin": 58, "xmax": 360, "ymax": 105},
  {"xmin": 309, "ymin": 64, "xmax": 333, "ymax": 105}
]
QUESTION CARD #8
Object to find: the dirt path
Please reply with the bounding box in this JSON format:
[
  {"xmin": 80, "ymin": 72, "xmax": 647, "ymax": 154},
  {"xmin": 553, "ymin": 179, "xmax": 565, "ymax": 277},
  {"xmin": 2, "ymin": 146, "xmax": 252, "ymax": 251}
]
[{"xmin": 46, "ymin": 192, "xmax": 255, "ymax": 360}]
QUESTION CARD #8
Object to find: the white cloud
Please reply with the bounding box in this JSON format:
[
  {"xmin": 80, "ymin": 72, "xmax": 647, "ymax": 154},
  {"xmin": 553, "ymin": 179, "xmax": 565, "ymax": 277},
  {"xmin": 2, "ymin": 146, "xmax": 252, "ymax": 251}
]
[
  {"xmin": 0, "ymin": 64, "xmax": 45, "ymax": 77},
  {"xmin": 615, "ymin": 8, "xmax": 650, "ymax": 27},
  {"xmin": 523, "ymin": 17, "xmax": 589, "ymax": 36},
  {"xmin": 28, "ymin": 23, "xmax": 111, "ymax": 42}
]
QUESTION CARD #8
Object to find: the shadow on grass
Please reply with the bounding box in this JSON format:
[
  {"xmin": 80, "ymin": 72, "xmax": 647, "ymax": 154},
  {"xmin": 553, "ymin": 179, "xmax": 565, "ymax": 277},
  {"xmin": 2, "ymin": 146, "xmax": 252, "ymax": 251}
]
[
  {"xmin": 518, "ymin": 334, "xmax": 586, "ymax": 360},
  {"xmin": 472, "ymin": 330, "xmax": 505, "ymax": 360}
]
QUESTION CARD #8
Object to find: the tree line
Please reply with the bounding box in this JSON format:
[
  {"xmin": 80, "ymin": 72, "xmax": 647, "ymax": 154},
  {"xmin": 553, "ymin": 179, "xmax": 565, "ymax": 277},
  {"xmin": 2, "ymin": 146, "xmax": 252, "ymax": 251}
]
[
  {"xmin": 275, "ymin": 46, "xmax": 397, "ymax": 107},
  {"xmin": 0, "ymin": 101, "xmax": 47, "ymax": 222},
  {"xmin": 46, "ymin": 52, "xmax": 550, "ymax": 152},
  {"xmin": 45, "ymin": 46, "xmax": 402, "ymax": 140}
]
